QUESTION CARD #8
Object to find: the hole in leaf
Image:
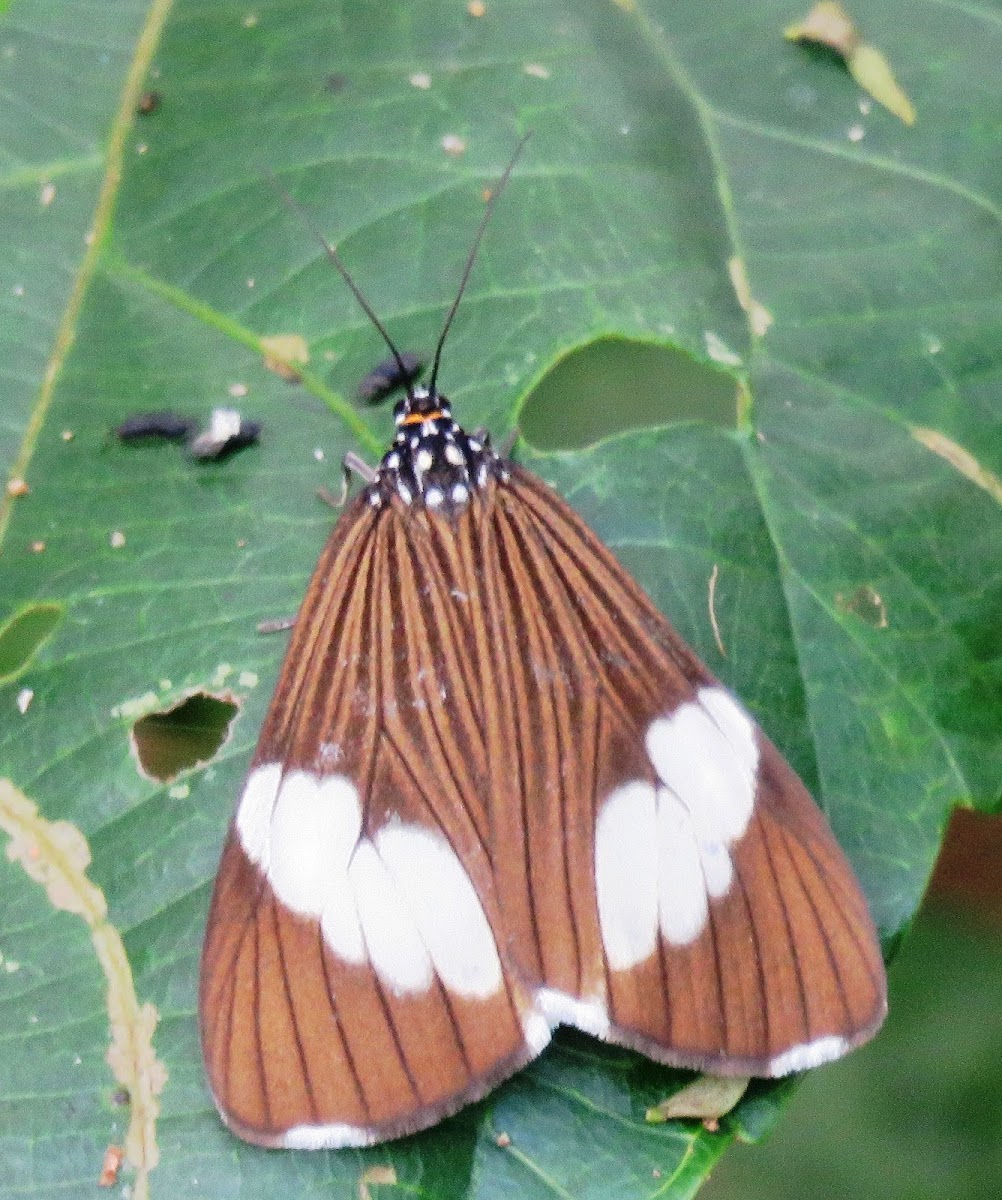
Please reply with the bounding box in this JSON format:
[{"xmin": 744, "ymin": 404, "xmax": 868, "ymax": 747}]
[
  {"xmin": 131, "ymin": 692, "xmax": 238, "ymax": 782},
  {"xmin": 519, "ymin": 338, "xmax": 737, "ymax": 451},
  {"xmin": 0, "ymin": 602, "xmax": 64, "ymax": 684}
]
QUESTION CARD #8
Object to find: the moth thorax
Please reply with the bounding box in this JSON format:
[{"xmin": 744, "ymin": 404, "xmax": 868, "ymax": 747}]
[{"xmin": 371, "ymin": 388, "xmax": 505, "ymax": 512}]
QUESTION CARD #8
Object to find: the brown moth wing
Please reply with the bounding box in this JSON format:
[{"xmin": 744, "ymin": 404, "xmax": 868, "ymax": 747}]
[
  {"xmin": 200, "ymin": 495, "xmax": 540, "ymax": 1147},
  {"xmin": 487, "ymin": 467, "xmax": 886, "ymax": 1072}
]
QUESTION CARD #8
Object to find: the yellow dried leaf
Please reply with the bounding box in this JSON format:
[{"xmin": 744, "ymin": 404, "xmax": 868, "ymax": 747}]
[
  {"xmin": 728, "ymin": 256, "xmax": 774, "ymax": 337},
  {"xmin": 261, "ymin": 333, "xmax": 309, "ymax": 381},
  {"xmin": 646, "ymin": 1074, "xmax": 750, "ymax": 1125},
  {"xmin": 785, "ymin": 3, "xmax": 916, "ymax": 125},
  {"xmin": 784, "ymin": 1, "xmax": 860, "ymax": 54},
  {"xmin": 848, "ymin": 43, "xmax": 916, "ymax": 125},
  {"xmin": 913, "ymin": 428, "xmax": 1002, "ymax": 502}
]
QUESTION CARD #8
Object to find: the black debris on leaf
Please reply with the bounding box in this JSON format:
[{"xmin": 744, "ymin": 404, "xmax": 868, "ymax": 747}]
[
  {"xmin": 115, "ymin": 408, "xmax": 261, "ymax": 461},
  {"xmin": 188, "ymin": 408, "xmax": 263, "ymax": 461},
  {"xmin": 116, "ymin": 411, "xmax": 196, "ymax": 441},
  {"xmin": 357, "ymin": 352, "xmax": 424, "ymax": 405}
]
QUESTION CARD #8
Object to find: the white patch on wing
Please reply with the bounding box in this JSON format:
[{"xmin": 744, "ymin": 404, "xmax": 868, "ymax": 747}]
[
  {"xmin": 656, "ymin": 792, "xmax": 708, "ymax": 945},
  {"xmin": 767, "ymin": 1034, "xmax": 849, "ymax": 1076},
  {"xmin": 235, "ymin": 763, "xmax": 282, "ymax": 868},
  {"xmin": 522, "ymin": 1009, "xmax": 553, "ymax": 1056},
  {"xmin": 374, "ymin": 823, "xmax": 502, "ymax": 999},
  {"xmin": 645, "ymin": 689, "xmax": 757, "ymax": 846},
  {"xmin": 282, "ymin": 1121, "xmax": 379, "ymax": 1149},
  {"xmin": 700, "ymin": 685, "xmax": 759, "ymax": 779},
  {"xmin": 536, "ymin": 988, "xmax": 610, "ymax": 1038},
  {"xmin": 238, "ymin": 766, "xmax": 504, "ymax": 1000},
  {"xmin": 319, "ymin": 874, "xmax": 367, "ymax": 965},
  {"xmin": 595, "ymin": 687, "xmax": 761, "ymax": 962},
  {"xmin": 349, "ymin": 840, "xmax": 433, "ymax": 996},
  {"xmin": 699, "ymin": 839, "xmax": 733, "ymax": 898},
  {"xmin": 247, "ymin": 771, "xmax": 365, "ymax": 962},
  {"xmin": 595, "ymin": 780, "xmax": 658, "ymax": 969},
  {"xmin": 267, "ymin": 772, "xmax": 361, "ymax": 917}
]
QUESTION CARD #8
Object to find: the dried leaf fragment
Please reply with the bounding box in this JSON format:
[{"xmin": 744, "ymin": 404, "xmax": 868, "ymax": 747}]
[
  {"xmin": 261, "ymin": 333, "xmax": 309, "ymax": 381},
  {"xmin": 785, "ymin": 1, "xmax": 860, "ymax": 53},
  {"xmin": 848, "ymin": 44, "xmax": 916, "ymax": 126},
  {"xmin": 912, "ymin": 428, "xmax": 1002, "ymax": 504},
  {"xmin": 646, "ymin": 1074, "xmax": 750, "ymax": 1125},
  {"xmin": 441, "ymin": 133, "xmax": 467, "ymax": 157},
  {"xmin": 785, "ymin": 2, "xmax": 916, "ymax": 125},
  {"xmin": 358, "ymin": 1165, "xmax": 397, "ymax": 1200},
  {"xmin": 728, "ymin": 256, "xmax": 773, "ymax": 337}
]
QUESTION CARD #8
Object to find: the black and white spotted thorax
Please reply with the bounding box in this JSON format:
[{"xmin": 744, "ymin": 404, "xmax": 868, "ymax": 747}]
[{"xmin": 366, "ymin": 386, "xmax": 509, "ymax": 513}]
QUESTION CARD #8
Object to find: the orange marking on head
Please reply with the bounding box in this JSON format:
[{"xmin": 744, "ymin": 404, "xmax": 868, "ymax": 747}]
[{"xmin": 402, "ymin": 410, "xmax": 443, "ymax": 426}]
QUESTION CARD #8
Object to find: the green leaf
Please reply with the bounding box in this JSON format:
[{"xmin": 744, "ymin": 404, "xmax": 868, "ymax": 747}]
[{"xmin": 2, "ymin": 0, "xmax": 999, "ymax": 1197}]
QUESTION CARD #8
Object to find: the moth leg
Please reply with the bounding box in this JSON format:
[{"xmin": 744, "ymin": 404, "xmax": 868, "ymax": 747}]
[
  {"xmin": 319, "ymin": 451, "xmax": 379, "ymax": 509},
  {"xmin": 257, "ymin": 615, "xmax": 296, "ymax": 634}
]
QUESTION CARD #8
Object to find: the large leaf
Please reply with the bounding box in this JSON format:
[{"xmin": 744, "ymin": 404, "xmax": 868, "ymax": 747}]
[{"xmin": 2, "ymin": 0, "xmax": 999, "ymax": 1197}]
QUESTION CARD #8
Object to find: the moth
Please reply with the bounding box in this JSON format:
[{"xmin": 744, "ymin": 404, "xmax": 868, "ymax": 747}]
[{"xmin": 199, "ymin": 144, "xmax": 886, "ymax": 1149}]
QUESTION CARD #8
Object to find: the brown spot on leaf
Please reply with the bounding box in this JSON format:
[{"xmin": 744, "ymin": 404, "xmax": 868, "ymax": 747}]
[{"xmin": 836, "ymin": 584, "xmax": 888, "ymax": 629}]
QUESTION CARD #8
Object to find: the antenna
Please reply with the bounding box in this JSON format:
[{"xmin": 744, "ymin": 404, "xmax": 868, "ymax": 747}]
[
  {"xmin": 269, "ymin": 175, "xmax": 415, "ymax": 398},
  {"xmin": 269, "ymin": 132, "xmax": 530, "ymax": 403},
  {"xmin": 428, "ymin": 133, "xmax": 530, "ymax": 396}
]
